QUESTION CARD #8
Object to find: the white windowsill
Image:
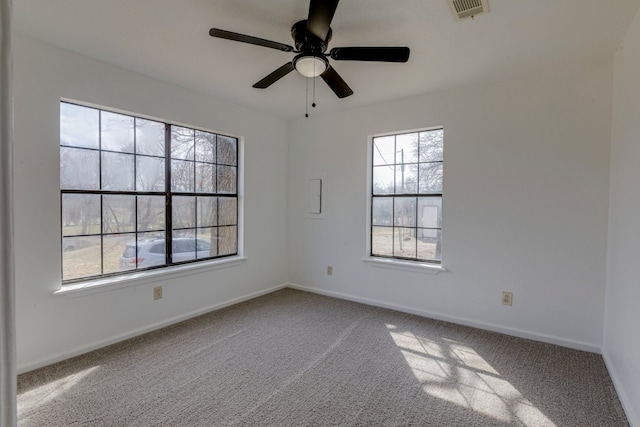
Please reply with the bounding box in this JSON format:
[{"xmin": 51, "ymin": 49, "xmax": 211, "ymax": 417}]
[
  {"xmin": 362, "ymin": 257, "xmax": 446, "ymax": 275},
  {"xmin": 54, "ymin": 256, "xmax": 247, "ymax": 297}
]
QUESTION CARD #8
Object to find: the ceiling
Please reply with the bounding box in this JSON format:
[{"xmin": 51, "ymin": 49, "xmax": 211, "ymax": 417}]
[{"xmin": 13, "ymin": 0, "xmax": 640, "ymax": 119}]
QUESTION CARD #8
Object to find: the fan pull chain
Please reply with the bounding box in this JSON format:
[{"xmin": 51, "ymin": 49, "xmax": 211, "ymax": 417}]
[
  {"xmin": 312, "ymin": 74, "xmax": 317, "ymax": 108},
  {"xmin": 305, "ymin": 77, "xmax": 309, "ymax": 118},
  {"xmin": 312, "ymin": 57, "xmax": 317, "ymax": 108}
]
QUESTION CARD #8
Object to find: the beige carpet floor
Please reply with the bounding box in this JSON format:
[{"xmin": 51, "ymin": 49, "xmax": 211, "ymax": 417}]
[{"xmin": 18, "ymin": 288, "xmax": 628, "ymax": 426}]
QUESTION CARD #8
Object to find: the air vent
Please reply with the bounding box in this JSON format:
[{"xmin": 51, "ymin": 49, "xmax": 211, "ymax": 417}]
[{"xmin": 447, "ymin": 0, "xmax": 489, "ymax": 21}]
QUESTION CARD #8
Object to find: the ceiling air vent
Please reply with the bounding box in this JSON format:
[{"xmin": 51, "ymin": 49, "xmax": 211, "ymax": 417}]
[{"xmin": 447, "ymin": 0, "xmax": 489, "ymax": 21}]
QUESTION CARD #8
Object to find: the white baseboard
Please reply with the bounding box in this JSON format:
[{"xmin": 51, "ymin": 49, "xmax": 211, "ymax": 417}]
[
  {"xmin": 602, "ymin": 347, "xmax": 639, "ymax": 427},
  {"xmin": 18, "ymin": 283, "xmax": 288, "ymax": 374},
  {"xmin": 286, "ymin": 283, "xmax": 601, "ymax": 354},
  {"xmin": 19, "ymin": 282, "xmax": 603, "ymax": 373}
]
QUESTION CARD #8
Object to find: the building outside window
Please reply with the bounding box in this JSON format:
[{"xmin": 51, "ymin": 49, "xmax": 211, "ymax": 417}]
[
  {"xmin": 370, "ymin": 128, "xmax": 443, "ymax": 263},
  {"xmin": 60, "ymin": 101, "xmax": 239, "ymax": 283}
]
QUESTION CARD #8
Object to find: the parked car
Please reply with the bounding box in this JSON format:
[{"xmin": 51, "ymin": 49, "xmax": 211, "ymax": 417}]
[{"xmin": 119, "ymin": 238, "xmax": 212, "ymax": 270}]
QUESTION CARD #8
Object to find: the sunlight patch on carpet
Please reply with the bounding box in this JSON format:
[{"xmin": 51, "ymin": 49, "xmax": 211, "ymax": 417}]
[
  {"xmin": 387, "ymin": 326, "xmax": 556, "ymax": 426},
  {"xmin": 18, "ymin": 366, "xmax": 100, "ymax": 413}
]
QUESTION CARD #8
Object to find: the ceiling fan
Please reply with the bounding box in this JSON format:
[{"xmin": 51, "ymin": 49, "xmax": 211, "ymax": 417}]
[{"xmin": 209, "ymin": 0, "xmax": 410, "ymax": 99}]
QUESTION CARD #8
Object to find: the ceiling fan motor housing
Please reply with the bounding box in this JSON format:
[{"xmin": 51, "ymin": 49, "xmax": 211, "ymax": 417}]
[{"xmin": 291, "ymin": 20, "xmax": 332, "ymax": 53}]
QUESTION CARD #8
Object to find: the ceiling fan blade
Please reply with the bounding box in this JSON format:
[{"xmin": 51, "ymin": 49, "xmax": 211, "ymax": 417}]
[
  {"xmin": 252, "ymin": 62, "xmax": 295, "ymax": 89},
  {"xmin": 209, "ymin": 28, "xmax": 294, "ymax": 52},
  {"xmin": 330, "ymin": 47, "xmax": 410, "ymax": 62},
  {"xmin": 320, "ymin": 66, "xmax": 353, "ymax": 98},
  {"xmin": 306, "ymin": 0, "xmax": 340, "ymax": 41}
]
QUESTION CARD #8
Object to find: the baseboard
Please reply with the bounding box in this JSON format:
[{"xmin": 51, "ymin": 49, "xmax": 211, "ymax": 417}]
[
  {"xmin": 602, "ymin": 347, "xmax": 639, "ymax": 427},
  {"xmin": 19, "ymin": 282, "xmax": 603, "ymax": 373},
  {"xmin": 18, "ymin": 283, "xmax": 288, "ymax": 374},
  {"xmin": 286, "ymin": 283, "xmax": 601, "ymax": 354}
]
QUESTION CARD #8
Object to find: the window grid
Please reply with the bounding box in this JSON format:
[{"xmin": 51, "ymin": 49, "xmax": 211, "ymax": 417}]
[
  {"xmin": 370, "ymin": 129, "xmax": 443, "ymax": 263},
  {"xmin": 60, "ymin": 102, "xmax": 239, "ymax": 283}
]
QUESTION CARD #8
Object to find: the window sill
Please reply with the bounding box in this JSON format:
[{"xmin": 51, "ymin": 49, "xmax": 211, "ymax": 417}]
[
  {"xmin": 55, "ymin": 256, "xmax": 247, "ymax": 297},
  {"xmin": 362, "ymin": 257, "xmax": 446, "ymax": 275}
]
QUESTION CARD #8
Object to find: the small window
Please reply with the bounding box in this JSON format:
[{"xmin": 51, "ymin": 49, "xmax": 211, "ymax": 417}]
[
  {"xmin": 370, "ymin": 128, "xmax": 443, "ymax": 263},
  {"xmin": 173, "ymin": 239, "xmax": 196, "ymax": 254},
  {"xmin": 197, "ymin": 239, "xmax": 211, "ymax": 252},
  {"xmin": 149, "ymin": 243, "xmax": 165, "ymax": 254},
  {"xmin": 60, "ymin": 101, "xmax": 240, "ymax": 283},
  {"xmin": 122, "ymin": 246, "xmax": 138, "ymax": 258}
]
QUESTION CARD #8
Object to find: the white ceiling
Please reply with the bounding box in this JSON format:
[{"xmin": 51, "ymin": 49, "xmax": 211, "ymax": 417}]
[{"xmin": 13, "ymin": 0, "xmax": 640, "ymax": 119}]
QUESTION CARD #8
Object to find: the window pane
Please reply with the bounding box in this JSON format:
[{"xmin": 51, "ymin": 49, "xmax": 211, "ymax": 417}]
[
  {"xmin": 395, "ymin": 133, "xmax": 419, "ymax": 164},
  {"xmin": 172, "ymin": 230, "xmax": 196, "ymax": 263},
  {"xmin": 393, "ymin": 228, "xmax": 417, "ymax": 259},
  {"xmin": 171, "ymin": 126, "xmax": 194, "ymax": 160},
  {"xmin": 145, "ymin": 239, "xmax": 166, "ymax": 254},
  {"xmin": 218, "ymin": 197, "xmax": 237, "ymax": 226},
  {"xmin": 197, "ymin": 228, "xmax": 217, "ymax": 258},
  {"xmin": 197, "ymin": 196, "xmax": 217, "ymax": 228},
  {"xmin": 101, "ymin": 111, "xmax": 134, "ymax": 153},
  {"xmin": 373, "ymin": 136, "xmax": 395, "ymax": 166},
  {"xmin": 371, "ymin": 226, "xmax": 393, "ymax": 257},
  {"xmin": 136, "ymin": 156, "xmax": 165, "ymax": 191},
  {"xmin": 136, "ymin": 118, "xmax": 165, "ymax": 156},
  {"xmin": 195, "ymin": 162, "xmax": 215, "ymax": 193},
  {"xmin": 418, "ymin": 229, "xmax": 442, "ymax": 261},
  {"xmin": 217, "ymin": 135, "xmax": 237, "ymax": 166},
  {"xmin": 60, "ymin": 103, "xmax": 99, "ymax": 149},
  {"xmin": 62, "ymin": 194, "xmax": 101, "ymax": 236},
  {"xmin": 103, "ymin": 195, "xmax": 135, "ymax": 234},
  {"xmin": 132, "ymin": 233, "xmax": 166, "ymax": 269},
  {"xmin": 174, "ymin": 237, "xmax": 196, "ymax": 253},
  {"xmin": 217, "ymin": 166, "xmax": 237, "ymax": 194},
  {"xmin": 172, "ymin": 159, "xmax": 194, "ymax": 192},
  {"xmin": 102, "ymin": 152, "xmax": 134, "ymax": 191},
  {"xmin": 195, "ymin": 131, "xmax": 216, "ymax": 163},
  {"xmin": 372, "ymin": 198, "xmax": 393, "ymax": 226},
  {"xmin": 395, "ymin": 164, "xmax": 418, "ymax": 194},
  {"xmin": 60, "ymin": 102, "xmax": 240, "ymax": 282},
  {"xmin": 172, "ymin": 196, "xmax": 195, "ymax": 229},
  {"xmin": 103, "ymin": 233, "xmax": 136, "ymax": 274},
  {"xmin": 137, "ymin": 196, "xmax": 165, "ymax": 232},
  {"xmin": 62, "ymin": 235, "xmax": 101, "ymax": 280},
  {"xmin": 119, "ymin": 239, "xmax": 139, "ymax": 270},
  {"xmin": 373, "ymin": 165, "xmax": 395, "ymax": 195},
  {"xmin": 419, "ymin": 162, "xmax": 443, "ymax": 193},
  {"xmin": 419, "ymin": 129, "xmax": 444, "ymax": 162},
  {"xmin": 394, "ymin": 197, "xmax": 417, "ymax": 227},
  {"xmin": 60, "ymin": 147, "xmax": 100, "ymax": 190},
  {"xmin": 218, "ymin": 226, "xmax": 237, "ymax": 255},
  {"xmin": 418, "ymin": 197, "xmax": 442, "ymax": 229}
]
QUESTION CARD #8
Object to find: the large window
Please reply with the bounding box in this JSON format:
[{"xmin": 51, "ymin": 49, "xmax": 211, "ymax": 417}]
[
  {"xmin": 60, "ymin": 101, "xmax": 239, "ymax": 283},
  {"xmin": 370, "ymin": 128, "xmax": 443, "ymax": 263}
]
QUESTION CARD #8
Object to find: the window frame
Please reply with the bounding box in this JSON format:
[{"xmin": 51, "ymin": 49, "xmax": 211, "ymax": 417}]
[
  {"xmin": 60, "ymin": 100, "xmax": 241, "ymax": 285},
  {"xmin": 367, "ymin": 127, "xmax": 444, "ymax": 267}
]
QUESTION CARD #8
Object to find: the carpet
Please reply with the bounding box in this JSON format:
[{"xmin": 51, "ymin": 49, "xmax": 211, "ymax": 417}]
[{"xmin": 17, "ymin": 288, "xmax": 628, "ymax": 426}]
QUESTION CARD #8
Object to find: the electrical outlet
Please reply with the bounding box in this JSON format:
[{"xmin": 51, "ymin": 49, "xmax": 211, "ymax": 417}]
[
  {"xmin": 327, "ymin": 266, "xmax": 333, "ymax": 275},
  {"xmin": 502, "ymin": 291, "xmax": 513, "ymax": 306},
  {"xmin": 153, "ymin": 286, "xmax": 163, "ymax": 300}
]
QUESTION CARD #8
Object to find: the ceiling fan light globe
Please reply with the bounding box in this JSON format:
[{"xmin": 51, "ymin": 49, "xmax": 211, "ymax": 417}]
[{"xmin": 294, "ymin": 55, "xmax": 328, "ymax": 78}]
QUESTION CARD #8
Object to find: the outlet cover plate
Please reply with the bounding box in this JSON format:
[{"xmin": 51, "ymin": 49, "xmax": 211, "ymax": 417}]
[{"xmin": 502, "ymin": 291, "xmax": 512, "ymax": 306}]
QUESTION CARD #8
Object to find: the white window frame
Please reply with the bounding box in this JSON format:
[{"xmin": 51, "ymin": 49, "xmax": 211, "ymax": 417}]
[{"xmin": 364, "ymin": 127, "xmax": 445, "ymax": 274}]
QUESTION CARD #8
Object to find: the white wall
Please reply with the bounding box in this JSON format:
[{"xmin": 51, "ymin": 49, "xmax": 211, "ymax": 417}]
[
  {"xmin": 11, "ymin": 22, "xmax": 637, "ymax": 423},
  {"xmin": 13, "ymin": 35, "xmax": 289, "ymax": 372},
  {"xmin": 604, "ymin": 7, "xmax": 640, "ymax": 426},
  {"xmin": 288, "ymin": 62, "xmax": 613, "ymax": 351}
]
